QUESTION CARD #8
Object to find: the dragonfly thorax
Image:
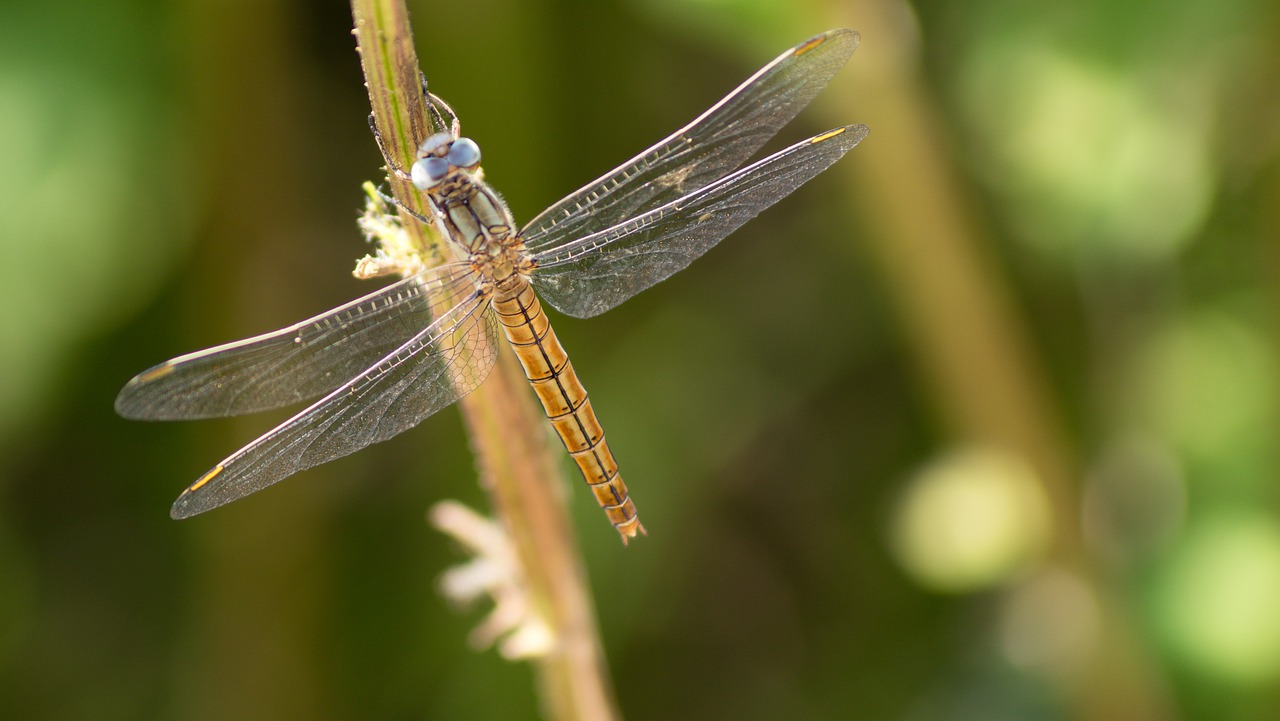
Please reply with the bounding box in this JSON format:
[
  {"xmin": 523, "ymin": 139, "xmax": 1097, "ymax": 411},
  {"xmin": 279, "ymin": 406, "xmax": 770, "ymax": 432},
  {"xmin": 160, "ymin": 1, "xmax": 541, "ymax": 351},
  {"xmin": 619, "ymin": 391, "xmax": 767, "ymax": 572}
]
[
  {"xmin": 419, "ymin": 140, "xmax": 520, "ymax": 259},
  {"xmin": 471, "ymin": 241, "xmax": 532, "ymax": 293}
]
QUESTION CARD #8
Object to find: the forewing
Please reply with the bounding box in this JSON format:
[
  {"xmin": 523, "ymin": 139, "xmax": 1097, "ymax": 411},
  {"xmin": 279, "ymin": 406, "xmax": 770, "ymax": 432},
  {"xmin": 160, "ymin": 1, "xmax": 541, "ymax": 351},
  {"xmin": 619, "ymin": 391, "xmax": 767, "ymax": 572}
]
[
  {"xmin": 521, "ymin": 29, "xmax": 859, "ymax": 252},
  {"xmin": 170, "ymin": 292, "xmax": 498, "ymax": 518},
  {"xmin": 115, "ymin": 263, "xmax": 475, "ymax": 420},
  {"xmin": 531, "ymin": 125, "xmax": 867, "ymax": 318}
]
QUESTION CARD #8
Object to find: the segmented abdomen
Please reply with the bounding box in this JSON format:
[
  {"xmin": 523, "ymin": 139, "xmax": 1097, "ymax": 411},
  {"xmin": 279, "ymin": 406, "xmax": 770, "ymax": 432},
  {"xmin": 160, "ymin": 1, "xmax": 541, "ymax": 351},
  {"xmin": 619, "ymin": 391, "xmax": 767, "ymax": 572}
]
[{"xmin": 492, "ymin": 280, "xmax": 645, "ymax": 542}]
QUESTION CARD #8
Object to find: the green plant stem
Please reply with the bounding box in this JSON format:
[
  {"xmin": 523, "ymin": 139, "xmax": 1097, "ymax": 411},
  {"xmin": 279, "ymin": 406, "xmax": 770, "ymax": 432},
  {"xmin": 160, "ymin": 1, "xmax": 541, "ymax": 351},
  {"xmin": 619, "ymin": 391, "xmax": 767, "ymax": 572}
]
[{"xmin": 349, "ymin": 2, "xmax": 622, "ymax": 720}]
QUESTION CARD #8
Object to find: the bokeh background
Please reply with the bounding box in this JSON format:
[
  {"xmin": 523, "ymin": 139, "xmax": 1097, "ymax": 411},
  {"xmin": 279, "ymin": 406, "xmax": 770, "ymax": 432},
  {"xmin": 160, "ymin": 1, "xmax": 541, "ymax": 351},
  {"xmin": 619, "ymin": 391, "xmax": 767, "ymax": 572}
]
[{"xmin": 3, "ymin": 0, "xmax": 1279, "ymax": 719}]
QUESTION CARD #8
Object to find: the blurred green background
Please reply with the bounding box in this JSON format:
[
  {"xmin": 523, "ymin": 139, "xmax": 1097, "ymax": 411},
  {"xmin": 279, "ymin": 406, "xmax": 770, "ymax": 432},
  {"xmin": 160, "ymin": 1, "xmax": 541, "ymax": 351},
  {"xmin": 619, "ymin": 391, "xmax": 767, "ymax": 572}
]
[{"xmin": 2, "ymin": 0, "xmax": 1279, "ymax": 719}]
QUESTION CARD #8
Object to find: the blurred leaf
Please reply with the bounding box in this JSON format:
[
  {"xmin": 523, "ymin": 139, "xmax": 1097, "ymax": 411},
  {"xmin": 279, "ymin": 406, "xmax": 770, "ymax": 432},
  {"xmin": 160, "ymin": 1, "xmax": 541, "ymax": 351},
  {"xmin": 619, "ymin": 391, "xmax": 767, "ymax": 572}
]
[
  {"xmin": 1137, "ymin": 310, "xmax": 1276, "ymax": 469},
  {"xmin": 1154, "ymin": 512, "xmax": 1280, "ymax": 684},
  {"xmin": 950, "ymin": 0, "xmax": 1266, "ymax": 264},
  {"xmin": 0, "ymin": 0, "xmax": 191, "ymax": 441}
]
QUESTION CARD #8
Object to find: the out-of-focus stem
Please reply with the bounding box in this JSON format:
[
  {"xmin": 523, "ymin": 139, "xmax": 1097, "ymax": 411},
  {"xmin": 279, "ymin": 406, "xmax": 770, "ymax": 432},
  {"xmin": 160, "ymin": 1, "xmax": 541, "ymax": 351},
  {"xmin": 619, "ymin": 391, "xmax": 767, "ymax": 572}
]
[
  {"xmin": 829, "ymin": 1, "xmax": 1172, "ymax": 719},
  {"xmin": 349, "ymin": 2, "xmax": 622, "ymax": 720}
]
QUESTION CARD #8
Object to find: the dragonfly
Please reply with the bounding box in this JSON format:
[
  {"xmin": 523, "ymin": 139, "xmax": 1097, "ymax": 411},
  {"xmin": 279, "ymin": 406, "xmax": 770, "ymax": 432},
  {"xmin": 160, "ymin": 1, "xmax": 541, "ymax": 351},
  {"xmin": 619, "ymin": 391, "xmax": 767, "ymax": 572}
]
[{"xmin": 115, "ymin": 28, "xmax": 868, "ymax": 543}]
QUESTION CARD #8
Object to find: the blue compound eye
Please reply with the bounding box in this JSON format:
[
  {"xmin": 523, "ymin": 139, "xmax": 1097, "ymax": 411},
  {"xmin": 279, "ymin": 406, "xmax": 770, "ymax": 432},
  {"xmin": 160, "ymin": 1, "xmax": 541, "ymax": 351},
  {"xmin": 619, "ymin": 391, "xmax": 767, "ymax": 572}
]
[
  {"xmin": 410, "ymin": 156, "xmax": 451, "ymax": 190},
  {"xmin": 416, "ymin": 132, "xmax": 453, "ymax": 159},
  {"xmin": 448, "ymin": 137, "xmax": 481, "ymax": 168}
]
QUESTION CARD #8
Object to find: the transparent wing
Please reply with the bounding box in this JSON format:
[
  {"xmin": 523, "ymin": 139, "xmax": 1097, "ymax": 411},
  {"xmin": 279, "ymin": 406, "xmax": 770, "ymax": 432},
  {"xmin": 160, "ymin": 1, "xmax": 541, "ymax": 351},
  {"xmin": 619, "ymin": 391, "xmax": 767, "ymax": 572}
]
[
  {"xmin": 521, "ymin": 29, "xmax": 859, "ymax": 252},
  {"xmin": 531, "ymin": 125, "xmax": 867, "ymax": 318},
  {"xmin": 170, "ymin": 292, "xmax": 498, "ymax": 518},
  {"xmin": 115, "ymin": 262, "xmax": 476, "ymax": 420}
]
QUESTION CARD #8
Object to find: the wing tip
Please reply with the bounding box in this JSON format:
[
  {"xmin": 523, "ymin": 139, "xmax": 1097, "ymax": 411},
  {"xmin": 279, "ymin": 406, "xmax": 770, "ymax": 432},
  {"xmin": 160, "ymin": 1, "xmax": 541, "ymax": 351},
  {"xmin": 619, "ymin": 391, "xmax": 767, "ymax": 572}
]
[
  {"xmin": 809, "ymin": 124, "xmax": 870, "ymax": 147},
  {"xmin": 810, "ymin": 127, "xmax": 847, "ymax": 143},
  {"xmin": 169, "ymin": 495, "xmax": 204, "ymax": 520},
  {"xmin": 797, "ymin": 28, "xmax": 860, "ymax": 57},
  {"xmin": 169, "ymin": 465, "xmax": 225, "ymax": 519},
  {"xmin": 114, "ymin": 384, "xmax": 148, "ymax": 420},
  {"xmin": 136, "ymin": 362, "xmax": 176, "ymax": 383},
  {"xmin": 115, "ymin": 362, "xmax": 179, "ymax": 419},
  {"xmin": 847, "ymin": 123, "xmax": 871, "ymax": 141}
]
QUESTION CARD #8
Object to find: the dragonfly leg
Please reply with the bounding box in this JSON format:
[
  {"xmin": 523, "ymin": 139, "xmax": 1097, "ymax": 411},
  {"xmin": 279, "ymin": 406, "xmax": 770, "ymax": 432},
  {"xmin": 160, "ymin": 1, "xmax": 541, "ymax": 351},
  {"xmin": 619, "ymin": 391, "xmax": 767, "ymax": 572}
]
[
  {"xmin": 365, "ymin": 115, "xmax": 434, "ymax": 227},
  {"xmin": 368, "ymin": 113, "xmax": 415, "ymax": 183},
  {"xmin": 369, "ymin": 182, "xmax": 434, "ymax": 227},
  {"xmin": 423, "ymin": 83, "xmax": 461, "ymax": 139},
  {"xmin": 369, "ymin": 76, "xmax": 461, "ymax": 182}
]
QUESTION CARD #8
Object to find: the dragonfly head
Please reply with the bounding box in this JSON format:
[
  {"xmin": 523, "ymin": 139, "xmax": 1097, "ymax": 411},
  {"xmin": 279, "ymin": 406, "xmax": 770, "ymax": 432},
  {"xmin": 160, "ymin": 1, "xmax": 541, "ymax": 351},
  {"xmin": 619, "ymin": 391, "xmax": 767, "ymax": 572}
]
[{"xmin": 411, "ymin": 133, "xmax": 482, "ymax": 191}]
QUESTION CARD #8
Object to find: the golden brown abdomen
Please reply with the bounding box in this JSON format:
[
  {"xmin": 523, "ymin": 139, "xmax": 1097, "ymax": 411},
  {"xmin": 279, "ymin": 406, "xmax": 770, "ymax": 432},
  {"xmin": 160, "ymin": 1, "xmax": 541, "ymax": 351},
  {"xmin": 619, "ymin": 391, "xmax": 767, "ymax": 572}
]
[{"xmin": 492, "ymin": 279, "xmax": 644, "ymax": 542}]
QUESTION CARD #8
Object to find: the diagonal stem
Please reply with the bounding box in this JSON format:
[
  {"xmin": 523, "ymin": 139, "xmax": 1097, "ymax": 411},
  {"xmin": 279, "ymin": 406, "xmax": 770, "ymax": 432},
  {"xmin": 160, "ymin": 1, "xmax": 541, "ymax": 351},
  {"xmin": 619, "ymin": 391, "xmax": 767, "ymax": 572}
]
[{"xmin": 349, "ymin": 2, "xmax": 623, "ymax": 720}]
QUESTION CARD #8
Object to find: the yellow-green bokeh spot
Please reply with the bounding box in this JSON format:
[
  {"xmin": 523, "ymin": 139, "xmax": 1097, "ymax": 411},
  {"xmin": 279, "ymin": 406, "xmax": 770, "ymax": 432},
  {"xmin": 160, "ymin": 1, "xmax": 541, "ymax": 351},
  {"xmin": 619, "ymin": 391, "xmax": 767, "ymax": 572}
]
[
  {"xmin": 959, "ymin": 40, "xmax": 1213, "ymax": 263},
  {"xmin": 1137, "ymin": 311, "xmax": 1276, "ymax": 465},
  {"xmin": 890, "ymin": 447, "xmax": 1052, "ymax": 593},
  {"xmin": 1153, "ymin": 513, "xmax": 1280, "ymax": 684}
]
